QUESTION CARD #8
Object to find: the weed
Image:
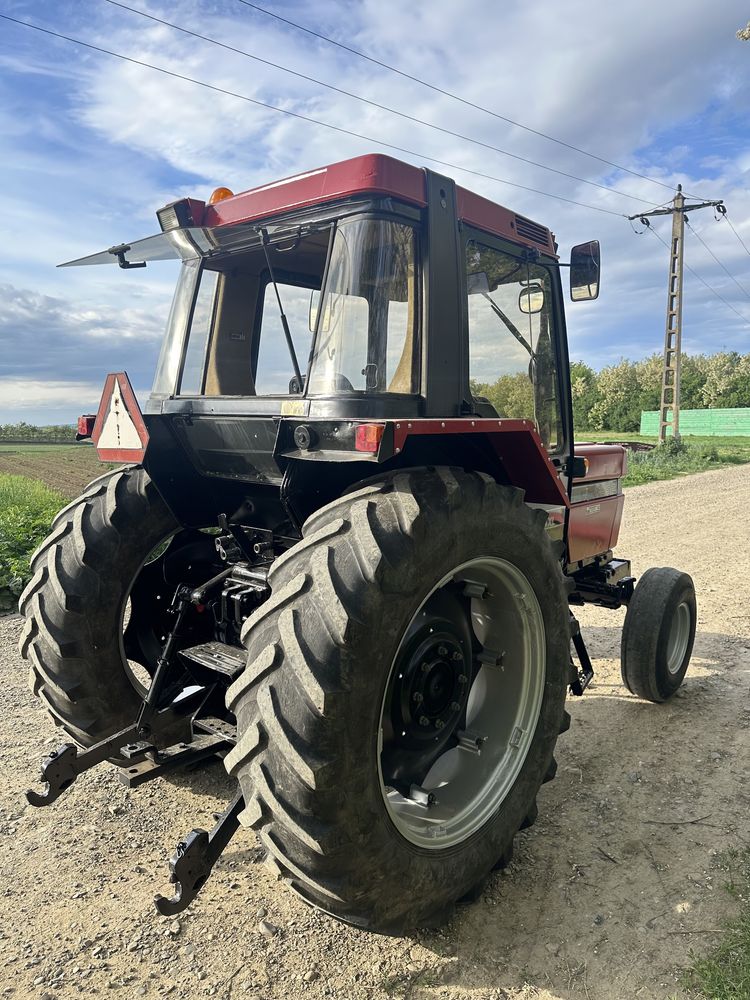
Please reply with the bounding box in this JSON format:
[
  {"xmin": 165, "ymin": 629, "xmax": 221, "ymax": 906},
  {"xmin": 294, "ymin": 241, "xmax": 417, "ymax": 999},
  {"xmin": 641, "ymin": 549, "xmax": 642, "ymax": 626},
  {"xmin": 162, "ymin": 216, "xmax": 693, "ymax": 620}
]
[
  {"xmin": 0, "ymin": 474, "xmax": 66, "ymax": 609},
  {"xmin": 681, "ymin": 848, "xmax": 750, "ymax": 1000}
]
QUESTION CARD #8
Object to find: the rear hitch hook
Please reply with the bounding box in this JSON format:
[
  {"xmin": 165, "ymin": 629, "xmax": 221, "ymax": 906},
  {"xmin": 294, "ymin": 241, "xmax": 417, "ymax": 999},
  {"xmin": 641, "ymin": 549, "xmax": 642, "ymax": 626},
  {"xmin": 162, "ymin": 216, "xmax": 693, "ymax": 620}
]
[{"xmin": 154, "ymin": 789, "xmax": 244, "ymax": 916}]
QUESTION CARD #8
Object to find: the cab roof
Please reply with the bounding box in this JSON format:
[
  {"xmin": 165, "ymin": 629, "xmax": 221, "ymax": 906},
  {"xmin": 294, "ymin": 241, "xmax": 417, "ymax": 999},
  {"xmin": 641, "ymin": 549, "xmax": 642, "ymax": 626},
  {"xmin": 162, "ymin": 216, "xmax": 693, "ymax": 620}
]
[
  {"xmin": 205, "ymin": 154, "xmax": 556, "ymax": 255},
  {"xmin": 60, "ymin": 153, "xmax": 556, "ymax": 268}
]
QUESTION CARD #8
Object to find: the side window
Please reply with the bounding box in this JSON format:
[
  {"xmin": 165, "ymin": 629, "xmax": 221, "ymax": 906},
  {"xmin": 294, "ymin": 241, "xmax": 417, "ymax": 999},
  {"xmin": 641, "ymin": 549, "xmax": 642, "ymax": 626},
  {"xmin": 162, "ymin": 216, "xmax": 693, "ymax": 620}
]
[
  {"xmin": 254, "ymin": 281, "xmax": 317, "ymax": 394},
  {"xmin": 179, "ymin": 267, "xmax": 219, "ymax": 394},
  {"xmin": 466, "ymin": 241, "xmax": 560, "ymax": 449}
]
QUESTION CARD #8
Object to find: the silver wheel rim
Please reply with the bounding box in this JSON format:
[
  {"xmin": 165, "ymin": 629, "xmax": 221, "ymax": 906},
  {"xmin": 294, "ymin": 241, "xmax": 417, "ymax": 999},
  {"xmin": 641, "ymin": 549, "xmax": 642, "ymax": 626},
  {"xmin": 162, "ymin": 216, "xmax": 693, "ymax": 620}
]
[
  {"xmin": 666, "ymin": 601, "xmax": 691, "ymax": 675},
  {"xmin": 378, "ymin": 556, "xmax": 546, "ymax": 850}
]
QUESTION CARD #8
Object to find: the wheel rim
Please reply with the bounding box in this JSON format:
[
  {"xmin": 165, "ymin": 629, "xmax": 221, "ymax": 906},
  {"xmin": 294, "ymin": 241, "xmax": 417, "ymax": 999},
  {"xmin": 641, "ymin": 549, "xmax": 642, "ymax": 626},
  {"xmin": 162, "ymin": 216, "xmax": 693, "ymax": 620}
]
[
  {"xmin": 378, "ymin": 556, "xmax": 546, "ymax": 850},
  {"xmin": 666, "ymin": 601, "xmax": 691, "ymax": 675}
]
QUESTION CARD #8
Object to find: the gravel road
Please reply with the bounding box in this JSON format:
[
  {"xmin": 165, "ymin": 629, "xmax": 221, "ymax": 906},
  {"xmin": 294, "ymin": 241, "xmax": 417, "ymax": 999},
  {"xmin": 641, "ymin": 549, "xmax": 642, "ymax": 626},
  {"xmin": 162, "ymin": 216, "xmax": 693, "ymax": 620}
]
[{"xmin": 1, "ymin": 464, "xmax": 749, "ymax": 1000}]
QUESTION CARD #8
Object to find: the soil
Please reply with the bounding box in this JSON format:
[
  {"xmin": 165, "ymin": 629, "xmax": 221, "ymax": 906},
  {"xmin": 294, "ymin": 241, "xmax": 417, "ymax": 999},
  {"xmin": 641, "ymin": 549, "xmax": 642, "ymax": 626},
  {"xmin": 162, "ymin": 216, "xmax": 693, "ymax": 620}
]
[
  {"xmin": 0, "ymin": 445, "xmax": 114, "ymax": 498},
  {"xmin": 1, "ymin": 463, "xmax": 748, "ymax": 1000}
]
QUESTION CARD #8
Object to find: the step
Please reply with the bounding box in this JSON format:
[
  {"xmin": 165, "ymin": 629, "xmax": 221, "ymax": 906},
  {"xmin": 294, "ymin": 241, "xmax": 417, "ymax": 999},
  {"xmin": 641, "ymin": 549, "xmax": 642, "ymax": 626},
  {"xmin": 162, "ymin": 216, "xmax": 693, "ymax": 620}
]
[{"xmin": 179, "ymin": 641, "xmax": 247, "ymax": 680}]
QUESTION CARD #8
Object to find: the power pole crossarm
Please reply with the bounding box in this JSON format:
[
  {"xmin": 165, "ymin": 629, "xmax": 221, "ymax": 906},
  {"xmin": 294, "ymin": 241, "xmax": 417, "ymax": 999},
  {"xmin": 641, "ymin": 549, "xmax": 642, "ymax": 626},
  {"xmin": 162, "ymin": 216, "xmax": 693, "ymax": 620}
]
[
  {"xmin": 629, "ymin": 186, "xmax": 724, "ymax": 444},
  {"xmin": 627, "ymin": 198, "xmax": 724, "ymax": 221}
]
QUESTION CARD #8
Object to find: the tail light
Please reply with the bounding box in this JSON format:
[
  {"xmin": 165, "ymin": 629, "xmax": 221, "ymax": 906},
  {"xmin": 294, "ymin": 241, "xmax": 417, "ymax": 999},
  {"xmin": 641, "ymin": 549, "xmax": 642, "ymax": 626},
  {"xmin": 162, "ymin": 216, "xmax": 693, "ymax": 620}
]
[{"xmin": 354, "ymin": 423, "xmax": 385, "ymax": 453}]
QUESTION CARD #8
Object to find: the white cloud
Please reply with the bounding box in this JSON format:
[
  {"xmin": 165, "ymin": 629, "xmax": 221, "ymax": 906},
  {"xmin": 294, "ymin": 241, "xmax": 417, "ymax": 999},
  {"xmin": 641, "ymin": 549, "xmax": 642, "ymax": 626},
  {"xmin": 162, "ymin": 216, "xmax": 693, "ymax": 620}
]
[{"xmin": 0, "ymin": 377, "xmax": 106, "ymax": 412}]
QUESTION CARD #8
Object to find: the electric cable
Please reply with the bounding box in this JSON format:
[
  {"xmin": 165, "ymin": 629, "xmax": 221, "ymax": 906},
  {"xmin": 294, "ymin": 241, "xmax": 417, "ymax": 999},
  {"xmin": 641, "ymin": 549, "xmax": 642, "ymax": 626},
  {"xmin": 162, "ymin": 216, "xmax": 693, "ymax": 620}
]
[
  {"xmin": 101, "ymin": 0, "xmax": 661, "ymax": 208},
  {"xmin": 645, "ymin": 223, "xmax": 750, "ymax": 326},
  {"xmin": 0, "ymin": 11, "xmax": 628, "ymax": 219},
  {"xmin": 685, "ymin": 218, "xmax": 750, "ymax": 302},
  {"xmin": 721, "ymin": 212, "xmax": 750, "ymax": 259},
  {"xmin": 235, "ymin": 0, "xmax": 707, "ymax": 201}
]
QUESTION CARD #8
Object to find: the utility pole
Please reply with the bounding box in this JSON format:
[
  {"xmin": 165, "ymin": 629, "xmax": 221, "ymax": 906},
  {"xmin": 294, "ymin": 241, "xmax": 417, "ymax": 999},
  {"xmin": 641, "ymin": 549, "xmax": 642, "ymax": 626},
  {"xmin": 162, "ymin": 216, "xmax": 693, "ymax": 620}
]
[{"xmin": 629, "ymin": 187, "xmax": 723, "ymax": 443}]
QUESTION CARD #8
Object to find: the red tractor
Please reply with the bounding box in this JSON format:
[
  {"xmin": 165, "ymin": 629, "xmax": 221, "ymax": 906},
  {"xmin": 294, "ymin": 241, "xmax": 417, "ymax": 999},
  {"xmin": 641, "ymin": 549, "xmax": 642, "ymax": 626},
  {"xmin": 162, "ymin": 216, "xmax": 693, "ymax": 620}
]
[{"xmin": 21, "ymin": 154, "xmax": 696, "ymax": 932}]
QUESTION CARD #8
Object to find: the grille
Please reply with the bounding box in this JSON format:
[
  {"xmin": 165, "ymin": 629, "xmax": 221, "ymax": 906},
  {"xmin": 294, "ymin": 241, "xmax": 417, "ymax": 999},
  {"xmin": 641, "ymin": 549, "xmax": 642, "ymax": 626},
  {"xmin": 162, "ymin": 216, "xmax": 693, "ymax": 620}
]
[{"xmin": 514, "ymin": 215, "xmax": 551, "ymax": 249}]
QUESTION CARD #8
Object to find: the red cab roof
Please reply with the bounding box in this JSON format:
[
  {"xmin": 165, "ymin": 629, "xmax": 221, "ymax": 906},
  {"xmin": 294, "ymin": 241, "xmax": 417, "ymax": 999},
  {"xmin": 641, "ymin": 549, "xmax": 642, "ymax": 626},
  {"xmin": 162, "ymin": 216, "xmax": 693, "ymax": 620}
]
[{"xmin": 203, "ymin": 154, "xmax": 556, "ymax": 255}]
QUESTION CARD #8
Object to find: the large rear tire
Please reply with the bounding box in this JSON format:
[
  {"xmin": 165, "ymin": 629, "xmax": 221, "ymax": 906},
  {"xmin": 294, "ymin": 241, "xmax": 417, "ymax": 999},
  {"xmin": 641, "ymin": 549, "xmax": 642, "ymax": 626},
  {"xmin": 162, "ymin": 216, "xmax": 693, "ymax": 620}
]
[
  {"xmin": 18, "ymin": 466, "xmax": 178, "ymax": 747},
  {"xmin": 226, "ymin": 468, "xmax": 571, "ymax": 932}
]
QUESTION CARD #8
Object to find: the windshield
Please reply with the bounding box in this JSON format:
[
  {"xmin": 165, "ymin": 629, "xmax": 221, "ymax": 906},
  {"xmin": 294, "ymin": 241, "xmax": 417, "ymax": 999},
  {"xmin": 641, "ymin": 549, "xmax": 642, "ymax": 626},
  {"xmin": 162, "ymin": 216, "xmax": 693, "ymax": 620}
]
[{"xmin": 307, "ymin": 219, "xmax": 418, "ymax": 395}]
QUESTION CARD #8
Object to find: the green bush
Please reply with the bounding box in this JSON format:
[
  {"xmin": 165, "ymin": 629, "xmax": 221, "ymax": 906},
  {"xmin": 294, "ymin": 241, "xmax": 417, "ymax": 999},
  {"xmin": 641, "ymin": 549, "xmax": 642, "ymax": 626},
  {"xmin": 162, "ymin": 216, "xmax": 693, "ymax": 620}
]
[{"xmin": 0, "ymin": 475, "xmax": 66, "ymax": 610}]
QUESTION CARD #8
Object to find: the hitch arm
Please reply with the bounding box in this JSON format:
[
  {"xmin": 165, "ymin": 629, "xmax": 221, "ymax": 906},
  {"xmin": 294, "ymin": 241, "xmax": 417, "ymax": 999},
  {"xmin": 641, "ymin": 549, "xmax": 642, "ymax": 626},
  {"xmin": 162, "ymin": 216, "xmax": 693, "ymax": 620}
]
[
  {"xmin": 154, "ymin": 789, "xmax": 244, "ymax": 916},
  {"xmin": 26, "ymin": 724, "xmax": 141, "ymax": 806}
]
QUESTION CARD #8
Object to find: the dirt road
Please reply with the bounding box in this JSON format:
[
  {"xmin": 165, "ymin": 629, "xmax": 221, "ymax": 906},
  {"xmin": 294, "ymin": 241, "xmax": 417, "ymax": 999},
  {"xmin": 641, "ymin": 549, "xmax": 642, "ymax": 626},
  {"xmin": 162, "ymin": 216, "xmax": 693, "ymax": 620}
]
[{"xmin": 1, "ymin": 464, "xmax": 748, "ymax": 1000}]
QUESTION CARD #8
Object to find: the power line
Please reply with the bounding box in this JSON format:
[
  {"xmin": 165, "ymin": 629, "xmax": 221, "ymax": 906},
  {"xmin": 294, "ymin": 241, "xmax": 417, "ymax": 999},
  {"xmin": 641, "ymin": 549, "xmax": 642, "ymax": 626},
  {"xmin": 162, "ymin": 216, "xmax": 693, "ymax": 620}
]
[
  {"xmin": 685, "ymin": 218, "xmax": 750, "ymax": 302},
  {"xmin": 646, "ymin": 223, "xmax": 750, "ymax": 326},
  {"xmin": 101, "ymin": 0, "xmax": 660, "ymax": 209},
  {"xmin": 0, "ymin": 11, "xmax": 628, "ymax": 218},
  {"xmin": 236, "ymin": 0, "xmax": 706, "ymax": 201},
  {"xmin": 722, "ymin": 212, "xmax": 750, "ymax": 258}
]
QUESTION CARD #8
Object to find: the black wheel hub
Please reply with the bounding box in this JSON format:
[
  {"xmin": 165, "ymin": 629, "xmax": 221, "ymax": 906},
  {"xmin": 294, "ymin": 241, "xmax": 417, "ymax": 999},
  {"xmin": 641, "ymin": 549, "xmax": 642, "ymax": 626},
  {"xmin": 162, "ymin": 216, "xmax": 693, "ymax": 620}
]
[
  {"xmin": 381, "ymin": 587, "xmax": 476, "ymax": 788},
  {"xmin": 393, "ymin": 625, "xmax": 469, "ymax": 745}
]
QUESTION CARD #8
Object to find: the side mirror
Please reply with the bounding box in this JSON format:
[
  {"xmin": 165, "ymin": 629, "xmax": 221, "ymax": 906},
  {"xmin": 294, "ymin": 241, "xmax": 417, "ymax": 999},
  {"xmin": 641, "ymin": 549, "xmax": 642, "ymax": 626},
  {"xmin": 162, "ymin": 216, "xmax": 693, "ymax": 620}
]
[
  {"xmin": 467, "ymin": 271, "xmax": 490, "ymax": 295},
  {"xmin": 519, "ymin": 283, "xmax": 545, "ymax": 314},
  {"xmin": 570, "ymin": 240, "xmax": 600, "ymax": 301}
]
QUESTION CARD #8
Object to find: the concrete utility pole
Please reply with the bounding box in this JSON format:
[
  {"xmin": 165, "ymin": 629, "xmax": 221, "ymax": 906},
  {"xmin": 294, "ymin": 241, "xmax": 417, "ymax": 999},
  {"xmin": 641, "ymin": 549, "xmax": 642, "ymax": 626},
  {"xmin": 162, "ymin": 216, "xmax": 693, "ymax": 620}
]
[{"xmin": 629, "ymin": 188, "xmax": 724, "ymax": 443}]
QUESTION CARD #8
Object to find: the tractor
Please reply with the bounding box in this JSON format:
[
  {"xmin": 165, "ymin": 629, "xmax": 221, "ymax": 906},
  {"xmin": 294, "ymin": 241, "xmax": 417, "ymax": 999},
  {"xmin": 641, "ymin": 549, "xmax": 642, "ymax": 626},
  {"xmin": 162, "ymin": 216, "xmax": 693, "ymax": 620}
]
[{"xmin": 20, "ymin": 154, "xmax": 697, "ymax": 933}]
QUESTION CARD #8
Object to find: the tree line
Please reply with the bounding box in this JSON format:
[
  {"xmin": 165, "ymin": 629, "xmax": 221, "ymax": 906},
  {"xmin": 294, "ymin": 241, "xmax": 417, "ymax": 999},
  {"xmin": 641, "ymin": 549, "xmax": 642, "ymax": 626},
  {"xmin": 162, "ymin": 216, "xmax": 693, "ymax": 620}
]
[
  {"xmin": 0, "ymin": 422, "xmax": 75, "ymax": 442},
  {"xmin": 473, "ymin": 351, "xmax": 750, "ymax": 432}
]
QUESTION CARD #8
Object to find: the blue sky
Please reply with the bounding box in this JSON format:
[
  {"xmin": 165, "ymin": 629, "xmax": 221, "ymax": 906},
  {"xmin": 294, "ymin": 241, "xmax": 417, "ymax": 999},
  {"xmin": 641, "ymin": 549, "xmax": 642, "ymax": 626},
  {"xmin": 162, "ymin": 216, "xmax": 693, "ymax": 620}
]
[{"xmin": 0, "ymin": 0, "xmax": 748, "ymax": 423}]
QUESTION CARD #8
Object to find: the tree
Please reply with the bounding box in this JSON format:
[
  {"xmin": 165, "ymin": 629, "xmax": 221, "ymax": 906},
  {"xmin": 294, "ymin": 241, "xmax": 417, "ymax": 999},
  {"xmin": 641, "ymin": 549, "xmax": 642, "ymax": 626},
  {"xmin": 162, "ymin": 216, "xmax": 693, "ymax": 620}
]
[
  {"xmin": 569, "ymin": 361, "xmax": 600, "ymax": 430},
  {"xmin": 738, "ymin": 21, "xmax": 750, "ymax": 40}
]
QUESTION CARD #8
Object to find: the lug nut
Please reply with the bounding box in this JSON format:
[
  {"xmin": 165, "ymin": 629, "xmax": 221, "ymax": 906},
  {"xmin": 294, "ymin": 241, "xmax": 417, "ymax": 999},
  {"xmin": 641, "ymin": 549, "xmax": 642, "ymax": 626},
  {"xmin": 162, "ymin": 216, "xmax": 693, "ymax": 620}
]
[
  {"xmin": 421, "ymin": 662, "xmax": 430, "ymax": 672},
  {"xmin": 413, "ymin": 692, "xmax": 424, "ymax": 703},
  {"xmin": 452, "ymin": 651, "xmax": 462, "ymax": 662},
  {"xmin": 437, "ymin": 645, "xmax": 448, "ymax": 656},
  {"xmin": 435, "ymin": 719, "xmax": 445, "ymax": 730},
  {"xmin": 458, "ymin": 674, "xmax": 468, "ymax": 684},
  {"xmin": 419, "ymin": 716, "xmax": 430, "ymax": 727},
  {"xmin": 450, "ymin": 701, "xmax": 461, "ymax": 712}
]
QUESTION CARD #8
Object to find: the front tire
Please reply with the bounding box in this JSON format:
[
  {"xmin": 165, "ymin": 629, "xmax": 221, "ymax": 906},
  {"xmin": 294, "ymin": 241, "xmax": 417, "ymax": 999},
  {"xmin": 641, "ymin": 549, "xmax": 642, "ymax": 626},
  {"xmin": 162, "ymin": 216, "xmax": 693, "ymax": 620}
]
[
  {"xmin": 621, "ymin": 567, "xmax": 697, "ymax": 702},
  {"xmin": 226, "ymin": 468, "xmax": 570, "ymax": 932}
]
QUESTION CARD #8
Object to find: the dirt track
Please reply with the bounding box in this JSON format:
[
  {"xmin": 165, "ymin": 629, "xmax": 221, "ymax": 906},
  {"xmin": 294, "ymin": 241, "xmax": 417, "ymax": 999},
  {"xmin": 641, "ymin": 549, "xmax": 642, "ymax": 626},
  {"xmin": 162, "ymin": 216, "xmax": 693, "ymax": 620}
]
[{"xmin": 1, "ymin": 464, "xmax": 749, "ymax": 1000}]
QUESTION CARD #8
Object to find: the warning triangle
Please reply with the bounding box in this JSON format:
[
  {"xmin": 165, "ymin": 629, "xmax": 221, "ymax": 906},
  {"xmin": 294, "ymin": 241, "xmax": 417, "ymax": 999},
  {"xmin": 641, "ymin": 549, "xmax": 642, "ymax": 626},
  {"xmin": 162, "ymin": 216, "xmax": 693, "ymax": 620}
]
[{"xmin": 92, "ymin": 372, "xmax": 148, "ymax": 461}]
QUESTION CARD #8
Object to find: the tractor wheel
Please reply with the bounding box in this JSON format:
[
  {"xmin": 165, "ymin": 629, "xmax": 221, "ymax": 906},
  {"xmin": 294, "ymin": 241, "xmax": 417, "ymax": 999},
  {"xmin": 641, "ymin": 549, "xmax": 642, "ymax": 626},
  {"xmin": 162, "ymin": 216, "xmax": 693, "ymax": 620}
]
[
  {"xmin": 226, "ymin": 467, "xmax": 571, "ymax": 933},
  {"xmin": 18, "ymin": 466, "xmax": 181, "ymax": 747},
  {"xmin": 621, "ymin": 567, "xmax": 697, "ymax": 702}
]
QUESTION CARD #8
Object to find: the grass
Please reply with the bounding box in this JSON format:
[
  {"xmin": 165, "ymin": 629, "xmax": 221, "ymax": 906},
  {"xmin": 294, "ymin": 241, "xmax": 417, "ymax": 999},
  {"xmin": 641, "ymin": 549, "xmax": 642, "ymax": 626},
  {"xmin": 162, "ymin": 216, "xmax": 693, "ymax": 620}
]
[
  {"xmin": 0, "ymin": 474, "xmax": 66, "ymax": 610},
  {"xmin": 578, "ymin": 432, "xmax": 750, "ymax": 487},
  {"xmin": 679, "ymin": 848, "xmax": 750, "ymax": 1000}
]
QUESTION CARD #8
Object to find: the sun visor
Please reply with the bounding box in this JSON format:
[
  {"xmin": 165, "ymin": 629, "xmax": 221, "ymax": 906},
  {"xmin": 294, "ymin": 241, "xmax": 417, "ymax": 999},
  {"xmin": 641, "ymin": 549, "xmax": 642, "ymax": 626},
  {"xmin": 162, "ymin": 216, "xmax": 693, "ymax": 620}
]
[{"xmin": 58, "ymin": 227, "xmax": 217, "ymax": 267}]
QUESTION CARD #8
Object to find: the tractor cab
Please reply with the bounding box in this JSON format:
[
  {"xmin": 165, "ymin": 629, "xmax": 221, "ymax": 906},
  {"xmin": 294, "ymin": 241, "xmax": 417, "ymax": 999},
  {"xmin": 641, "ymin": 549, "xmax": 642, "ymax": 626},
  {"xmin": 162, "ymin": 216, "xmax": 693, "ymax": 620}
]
[{"xmin": 65, "ymin": 154, "xmax": 600, "ymax": 532}]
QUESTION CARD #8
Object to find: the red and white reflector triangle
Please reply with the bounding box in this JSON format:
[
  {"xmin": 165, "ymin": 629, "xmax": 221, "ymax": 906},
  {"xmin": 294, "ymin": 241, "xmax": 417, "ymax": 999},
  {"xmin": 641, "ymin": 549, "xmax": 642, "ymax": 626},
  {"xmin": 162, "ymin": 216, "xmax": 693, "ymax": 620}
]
[{"xmin": 92, "ymin": 372, "xmax": 149, "ymax": 462}]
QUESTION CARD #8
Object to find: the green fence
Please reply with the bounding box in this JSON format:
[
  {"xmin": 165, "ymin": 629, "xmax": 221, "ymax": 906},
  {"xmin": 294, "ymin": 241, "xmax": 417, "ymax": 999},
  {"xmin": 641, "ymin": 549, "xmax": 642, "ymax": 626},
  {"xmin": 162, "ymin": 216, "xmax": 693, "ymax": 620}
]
[{"xmin": 640, "ymin": 407, "xmax": 750, "ymax": 436}]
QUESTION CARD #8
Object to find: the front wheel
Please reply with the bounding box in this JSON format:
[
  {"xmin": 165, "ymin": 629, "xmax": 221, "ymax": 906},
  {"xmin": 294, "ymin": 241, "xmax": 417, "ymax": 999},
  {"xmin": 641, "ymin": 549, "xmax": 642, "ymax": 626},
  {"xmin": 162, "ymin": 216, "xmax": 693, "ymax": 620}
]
[
  {"xmin": 226, "ymin": 468, "xmax": 571, "ymax": 932},
  {"xmin": 621, "ymin": 567, "xmax": 697, "ymax": 702}
]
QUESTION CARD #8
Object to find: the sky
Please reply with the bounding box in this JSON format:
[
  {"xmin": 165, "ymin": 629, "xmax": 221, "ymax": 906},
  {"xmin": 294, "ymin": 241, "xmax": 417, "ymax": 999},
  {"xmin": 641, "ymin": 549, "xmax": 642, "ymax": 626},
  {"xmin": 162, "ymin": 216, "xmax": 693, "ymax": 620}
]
[{"xmin": 0, "ymin": 0, "xmax": 748, "ymax": 424}]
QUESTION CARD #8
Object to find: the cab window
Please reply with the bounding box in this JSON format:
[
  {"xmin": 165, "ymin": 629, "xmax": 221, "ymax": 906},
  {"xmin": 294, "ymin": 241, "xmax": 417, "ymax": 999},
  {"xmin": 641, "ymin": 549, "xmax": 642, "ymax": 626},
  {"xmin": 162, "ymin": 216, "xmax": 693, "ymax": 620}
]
[{"xmin": 466, "ymin": 240, "xmax": 561, "ymax": 449}]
